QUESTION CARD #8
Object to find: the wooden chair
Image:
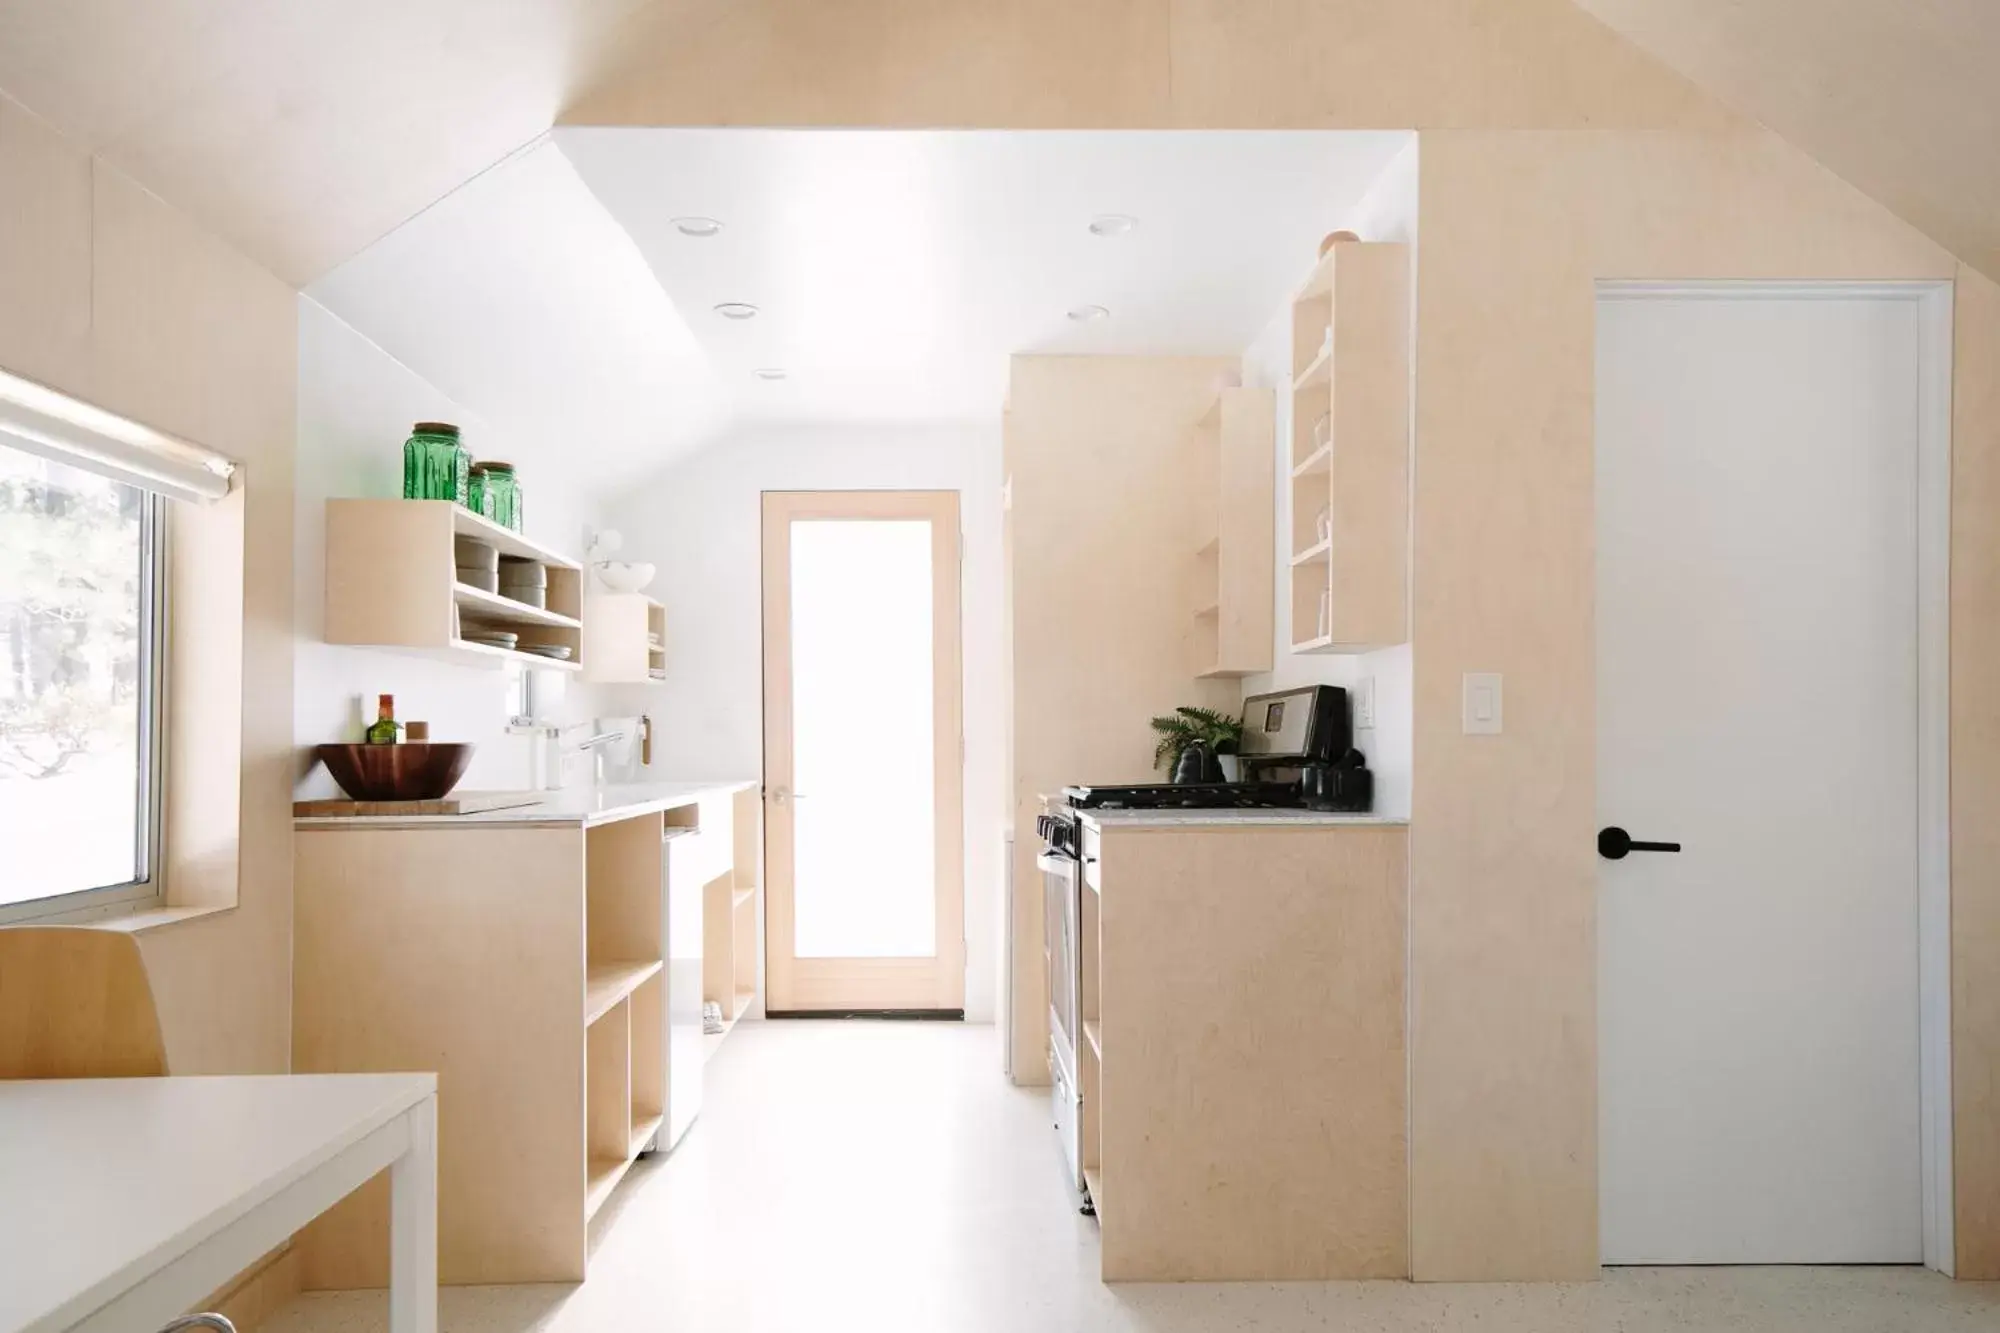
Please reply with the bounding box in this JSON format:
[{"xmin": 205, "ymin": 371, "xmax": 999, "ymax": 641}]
[{"xmin": 0, "ymin": 925, "xmax": 168, "ymax": 1078}]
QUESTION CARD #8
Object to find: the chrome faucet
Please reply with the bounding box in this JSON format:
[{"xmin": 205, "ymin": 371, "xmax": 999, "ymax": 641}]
[{"xmin": 570, "ymin": 727, "xmax": 628, "ymax": 787}]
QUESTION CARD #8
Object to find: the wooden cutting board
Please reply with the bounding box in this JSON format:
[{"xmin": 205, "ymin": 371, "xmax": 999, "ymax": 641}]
[{"xmin": 293, "ymin": 790, "xmax": 546, "ymax": 818}]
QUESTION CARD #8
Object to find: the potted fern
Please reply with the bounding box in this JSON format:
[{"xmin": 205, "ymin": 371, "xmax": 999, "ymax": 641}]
[{"xmin": 1149, "ymin": 706, "xmax": 1246, "ymax": 782}]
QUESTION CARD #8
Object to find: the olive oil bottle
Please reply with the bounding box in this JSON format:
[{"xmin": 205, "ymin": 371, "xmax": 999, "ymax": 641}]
[{"xmin": 366, "ymin": 693, "xmax": 401, "ymax": 745}]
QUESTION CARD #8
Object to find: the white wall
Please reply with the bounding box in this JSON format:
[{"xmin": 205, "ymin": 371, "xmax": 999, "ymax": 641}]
[
  {"xmin": 1236, "ymin": 139, "xmax": 1418, "ymax": 818},
  {"xmin": 294, "ymin": 298, "xmax": 607, "ymax": 798},
  {"xmin": 599, "ymin": 422, "xmax": 1006, "ymax": 1022}
]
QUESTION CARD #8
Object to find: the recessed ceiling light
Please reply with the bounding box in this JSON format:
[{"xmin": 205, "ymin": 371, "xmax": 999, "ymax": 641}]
[
  {"xmin": 1067, "ymin": 304, "xmax": 1110, "ymax": 323},
  {"xmin": 752, "ymin": 368, "xmax": 788, "ymax": 381},
  {"xmin": 672, "ymin": 216, "xmax": 723, "ymax": 237},
  {"xmin": 714, "ymin": 302, "xmax": 759, "ymax": 320},
  {"xmin": 1088, "ymin": 214, "xmax": 1138, "ymax": 237}
]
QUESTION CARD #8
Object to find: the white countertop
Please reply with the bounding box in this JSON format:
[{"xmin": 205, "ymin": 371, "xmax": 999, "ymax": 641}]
[
  {"xmin": 1078, "ymin": 808, "xmax": 1408, "ymax": 828},
  {"xmin": 295, "ymin": 779, "xmax": 756, "ymax": 830},
  {"xmin": 0, "ymin": 1074, "xmax": 435, "ymax": 1333}
]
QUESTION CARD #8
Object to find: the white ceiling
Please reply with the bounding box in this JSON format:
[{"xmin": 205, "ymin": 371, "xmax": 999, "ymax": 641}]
[
  {"xmin": 306, "ymin": 138, "xmax": 727, "ymax": 489},
  {"xmin": 558, "ymin": 129, "xmax": 1413, "ymax": 424},
  {"xmin": 0, "ymin": 0, "xmax": 682, "ymax": 285}
]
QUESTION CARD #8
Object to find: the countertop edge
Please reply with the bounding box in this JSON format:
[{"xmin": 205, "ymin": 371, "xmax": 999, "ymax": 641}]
[{"xmin": 294, "ymin": 780, "xmax": 757, "ymax": 830}]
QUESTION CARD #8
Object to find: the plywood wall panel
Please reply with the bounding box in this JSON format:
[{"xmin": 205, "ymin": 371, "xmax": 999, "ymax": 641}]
[
  {"xmin": 1004, "ymin": 355, "xmax": 1240, "ymax": 1081},
  {"xmin": 1408, "ymin": 128, "xmax": 1957, "ymax": 1279},
  {"xmin": 1163, "ymin": 0, "xmax": 1734, "ymax": 131},
  {"xmin": 568, "ymin": 0, "xmax": 1173, "ymax": 128},
  {"xmin": 0, "ymin": 98, "xmax": 297, "ymax": 1078},
  {"xmin": 1949, "ymin": 263, "xmax": 2000, "ymax": 1278}
]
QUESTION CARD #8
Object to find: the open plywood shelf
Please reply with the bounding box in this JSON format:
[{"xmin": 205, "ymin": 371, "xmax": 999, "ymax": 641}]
[
  {"xmin": 579, "ymin": 817, "xmax": 667, "ymax": 1224},
  {"xmin": 585, "ymin": 959, "xmax": 664, "ymax": 1026},
  {"xmin": 1191, "ymin": 387, "xmax": 1276, "ymax": 681},
  {"xmin": 628, "ymin": 1112, "xmax": 664, "ymax": 1159},
  {"xmin": 325, "ymin": 499, "xmax": 587, "ymax": 673},
  {"xmin": 1292, "ymin": 343, "xmax": 1332, "ymax": 392},
  {"xmin": 453, "ymin": 581, "xmax": 582, "ymax": 632},
  {"xmin": 1287, "ymin": 241, "xmax": 1410, "ymax": 655},
  {"xmin": 585, "ymin": 1155, "xmax": 637, "ymax": 1220},
  {"xmin": 698, "ymin": 786, "xmax": 763, "ymax": 1064},
  {"xmin": 1291, "ymin": 443, "xmax": 1332, "ymax": 478}
]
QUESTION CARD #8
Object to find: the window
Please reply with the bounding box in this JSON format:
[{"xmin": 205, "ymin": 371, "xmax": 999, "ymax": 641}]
[{"xmin": 0, "ymin": 440, "xmax": 165, "ymax": 917}]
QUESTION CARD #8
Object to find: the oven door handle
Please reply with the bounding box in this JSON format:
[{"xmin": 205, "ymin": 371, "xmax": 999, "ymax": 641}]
[{"xmin": 1036, "ymin": 851, "xmax": 1079, "ymax": 879}]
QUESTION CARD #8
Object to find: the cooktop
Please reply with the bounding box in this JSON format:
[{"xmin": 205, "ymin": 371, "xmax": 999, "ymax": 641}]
[{"xmin": 1061, "ymin": 782, "xmax": 1308, "ymax": 811}]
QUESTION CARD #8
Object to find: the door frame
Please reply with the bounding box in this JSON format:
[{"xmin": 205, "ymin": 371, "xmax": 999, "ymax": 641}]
[
  {"xmin": 760, "ymin": 489, "xmax": 966, "ymax": 1014},
  {"xmin": 1595, "ymin": 280, "xmax": 1955, "ymax": 1273}
]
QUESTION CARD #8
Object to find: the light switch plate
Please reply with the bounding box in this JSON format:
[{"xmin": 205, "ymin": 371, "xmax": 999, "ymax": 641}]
[
  {"xmin": 1353, "ymin": 675, "xmax": 1376, "ymax": 729},
  {"xmin": 1462, "ymin": 672, "xmax": 1503, "ymax": 735}
]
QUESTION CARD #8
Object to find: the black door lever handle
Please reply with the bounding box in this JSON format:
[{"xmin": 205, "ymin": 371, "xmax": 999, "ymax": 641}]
[{"xmin": 1598, "ymin": 826, "xmax": 1681, "ymax": 860}]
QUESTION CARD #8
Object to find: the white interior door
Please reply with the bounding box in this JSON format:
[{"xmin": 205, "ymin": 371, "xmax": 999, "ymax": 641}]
[{"xmin": 1596, "ymin": 291, "xmax": 1924, "ymax": 1264}]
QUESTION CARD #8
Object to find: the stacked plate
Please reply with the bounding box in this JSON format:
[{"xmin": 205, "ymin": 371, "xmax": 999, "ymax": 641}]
[
  {"xmin": 460, "ymin": 628, "xmax": 519, "ymax": 651},
  {"xmin": 499, "ymin": 555, "xmax": 547, "ymax": 610},
  {"xmin": 456, "ymin": 536, "xmax": 499, "ymax": 593},
  {"xmin": 521, "ymin": 644, "xmax": 573, "ymax": 662}
]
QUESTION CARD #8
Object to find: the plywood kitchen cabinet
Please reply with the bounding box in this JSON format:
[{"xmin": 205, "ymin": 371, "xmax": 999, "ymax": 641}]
[
  {"xmin": 1193, "ymin": 387, "xmax": 1276, "ymax": 678},
  {"xmin": 1078, "ymin": 814, "xmax": 1409, "ymax": 1281},
  {"xmin": 581, "ymin": 592, "xmax": 665, "ymax": 682},
  {"xmin": 323, "ymin": 498, "xmax": 585, "ymax": 673},
  {"xmin": 1287, "ymin": 242, "xmax": 1410, "ymax": 653},
  {"xmin": 290, "ymin": 782, "xmax": 757, "ymax": 1288}
]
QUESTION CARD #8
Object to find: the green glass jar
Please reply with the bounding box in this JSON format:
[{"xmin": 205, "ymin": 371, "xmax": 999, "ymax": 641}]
[
  {"xmin": 402, "ymin": 422, "xmax": 469, "ymax": 505},
  {"xmin": 469, "ymin": 461, "xmax": 521, "ymax": 531}
]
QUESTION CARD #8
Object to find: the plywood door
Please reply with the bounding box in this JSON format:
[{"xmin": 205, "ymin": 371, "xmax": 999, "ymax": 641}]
[
  {"xmin": 1595, "ymin": 291, "xmax": 1924, "ymax": 1263},
  {"xmin": 761, "ymin": 491, "xmax": 964, "ymax": 1012}
]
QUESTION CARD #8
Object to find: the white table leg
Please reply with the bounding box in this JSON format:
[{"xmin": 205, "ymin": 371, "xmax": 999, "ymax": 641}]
[{"xmin": 388, "ymin": 1094, "xmax": 438, "ymax": 1333}]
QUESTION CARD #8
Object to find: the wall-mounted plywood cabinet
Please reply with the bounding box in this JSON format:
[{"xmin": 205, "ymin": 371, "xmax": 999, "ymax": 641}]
[
  {"xmin": 581, "ymin": 592, "xmax": 666, "ymax": 683},
  {"xmin": 1193, "ymin": 387, "xmax": 1276, "ymax": 679},
  {"xmin": 1287, "ymin": 242, "xmax": 1410, "ymax": 654},
  {"xmin": 323, "ymin": 499, "xmax": 585, "ymax": 672}
]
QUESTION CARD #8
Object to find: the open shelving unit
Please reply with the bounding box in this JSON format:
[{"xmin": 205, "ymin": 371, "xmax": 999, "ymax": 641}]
[
  {"xmin": 324, "ymin": 499, "xmax": 585, "ymax": 672},
  {"xmin": 582, "ymin": 815, "xmax": 672, "ymax": 1222},
  {"xmin": 1191, "ymin": 386, "xmax": 1277, "ymax": 679},
  {"xmin": 701, "ymin": 786, "xmax": 764, "ymax": 1061},
  {"xmin": 1286, "ymin": 241, "xmax": 1410, "ymax": 654},
  {"xmin": 582, "ymin": 593, "xmax": 667, "ymax": 683}
]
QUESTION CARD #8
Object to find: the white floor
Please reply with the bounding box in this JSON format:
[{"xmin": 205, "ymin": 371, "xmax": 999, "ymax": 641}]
[{"xmin": 266, "ymin": 1022, "xmax": 1999, "ymax": 1333}]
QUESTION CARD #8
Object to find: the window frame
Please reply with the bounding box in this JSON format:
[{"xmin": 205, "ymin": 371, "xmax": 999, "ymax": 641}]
[{"xmin": 0, "ymin": 486, "xmax": 169, "ymax": 925}]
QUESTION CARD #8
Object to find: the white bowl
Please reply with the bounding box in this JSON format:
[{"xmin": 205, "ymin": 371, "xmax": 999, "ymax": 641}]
[{"xmin": 595, "ymin": 561, "xmax": 655, "ymax": 594}]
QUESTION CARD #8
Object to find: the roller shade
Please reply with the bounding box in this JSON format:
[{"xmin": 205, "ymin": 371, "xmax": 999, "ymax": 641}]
[{"xmin": 0, "ymin": 365, "xmax": 236, "ymax": 503}]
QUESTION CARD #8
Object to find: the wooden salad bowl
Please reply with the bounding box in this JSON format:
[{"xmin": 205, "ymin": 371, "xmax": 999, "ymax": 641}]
[{"xmin": 316, "ymin": 743, "xmax": 475, "ymax": 802}]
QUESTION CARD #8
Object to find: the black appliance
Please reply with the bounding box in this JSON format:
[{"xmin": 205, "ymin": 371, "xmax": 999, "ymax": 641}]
[{"xmin": 1064, "ymin": 684, "xmax": 1372, "ymax": 814}]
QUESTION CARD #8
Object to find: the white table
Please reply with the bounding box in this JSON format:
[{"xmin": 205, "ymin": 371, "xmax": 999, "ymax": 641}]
[{"xmin": 0, "ymin": 1074, "xmax": 437, "ymax": 1333}]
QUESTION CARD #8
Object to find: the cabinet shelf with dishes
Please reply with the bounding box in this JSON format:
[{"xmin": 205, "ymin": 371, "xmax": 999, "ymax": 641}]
[
  {"xmin": 324, "ymin": 499, "xmax": 585, "ymax": 672},
  {"xmin": 1191, "ymin": 386, "xmax": 1276, "ymax": 680},
  {"xmin": 1287, "ymin": 241, "xmax": 1409, "ymax": 654}
]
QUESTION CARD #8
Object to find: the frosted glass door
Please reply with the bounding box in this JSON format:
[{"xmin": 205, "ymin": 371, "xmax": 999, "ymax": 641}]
[
  {"xmin": 789, "ymin": 520, "xmax": 936, "ymax": 958},
  {"xmin": 761, "ymin": 491, "xmax": 964, "ymax": 1013}
]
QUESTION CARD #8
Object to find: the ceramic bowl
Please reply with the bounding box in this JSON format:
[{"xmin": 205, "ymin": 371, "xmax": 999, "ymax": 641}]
[{"xmin": 595, "ymin": 561, "xmax": 656, "ymax": 594}]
